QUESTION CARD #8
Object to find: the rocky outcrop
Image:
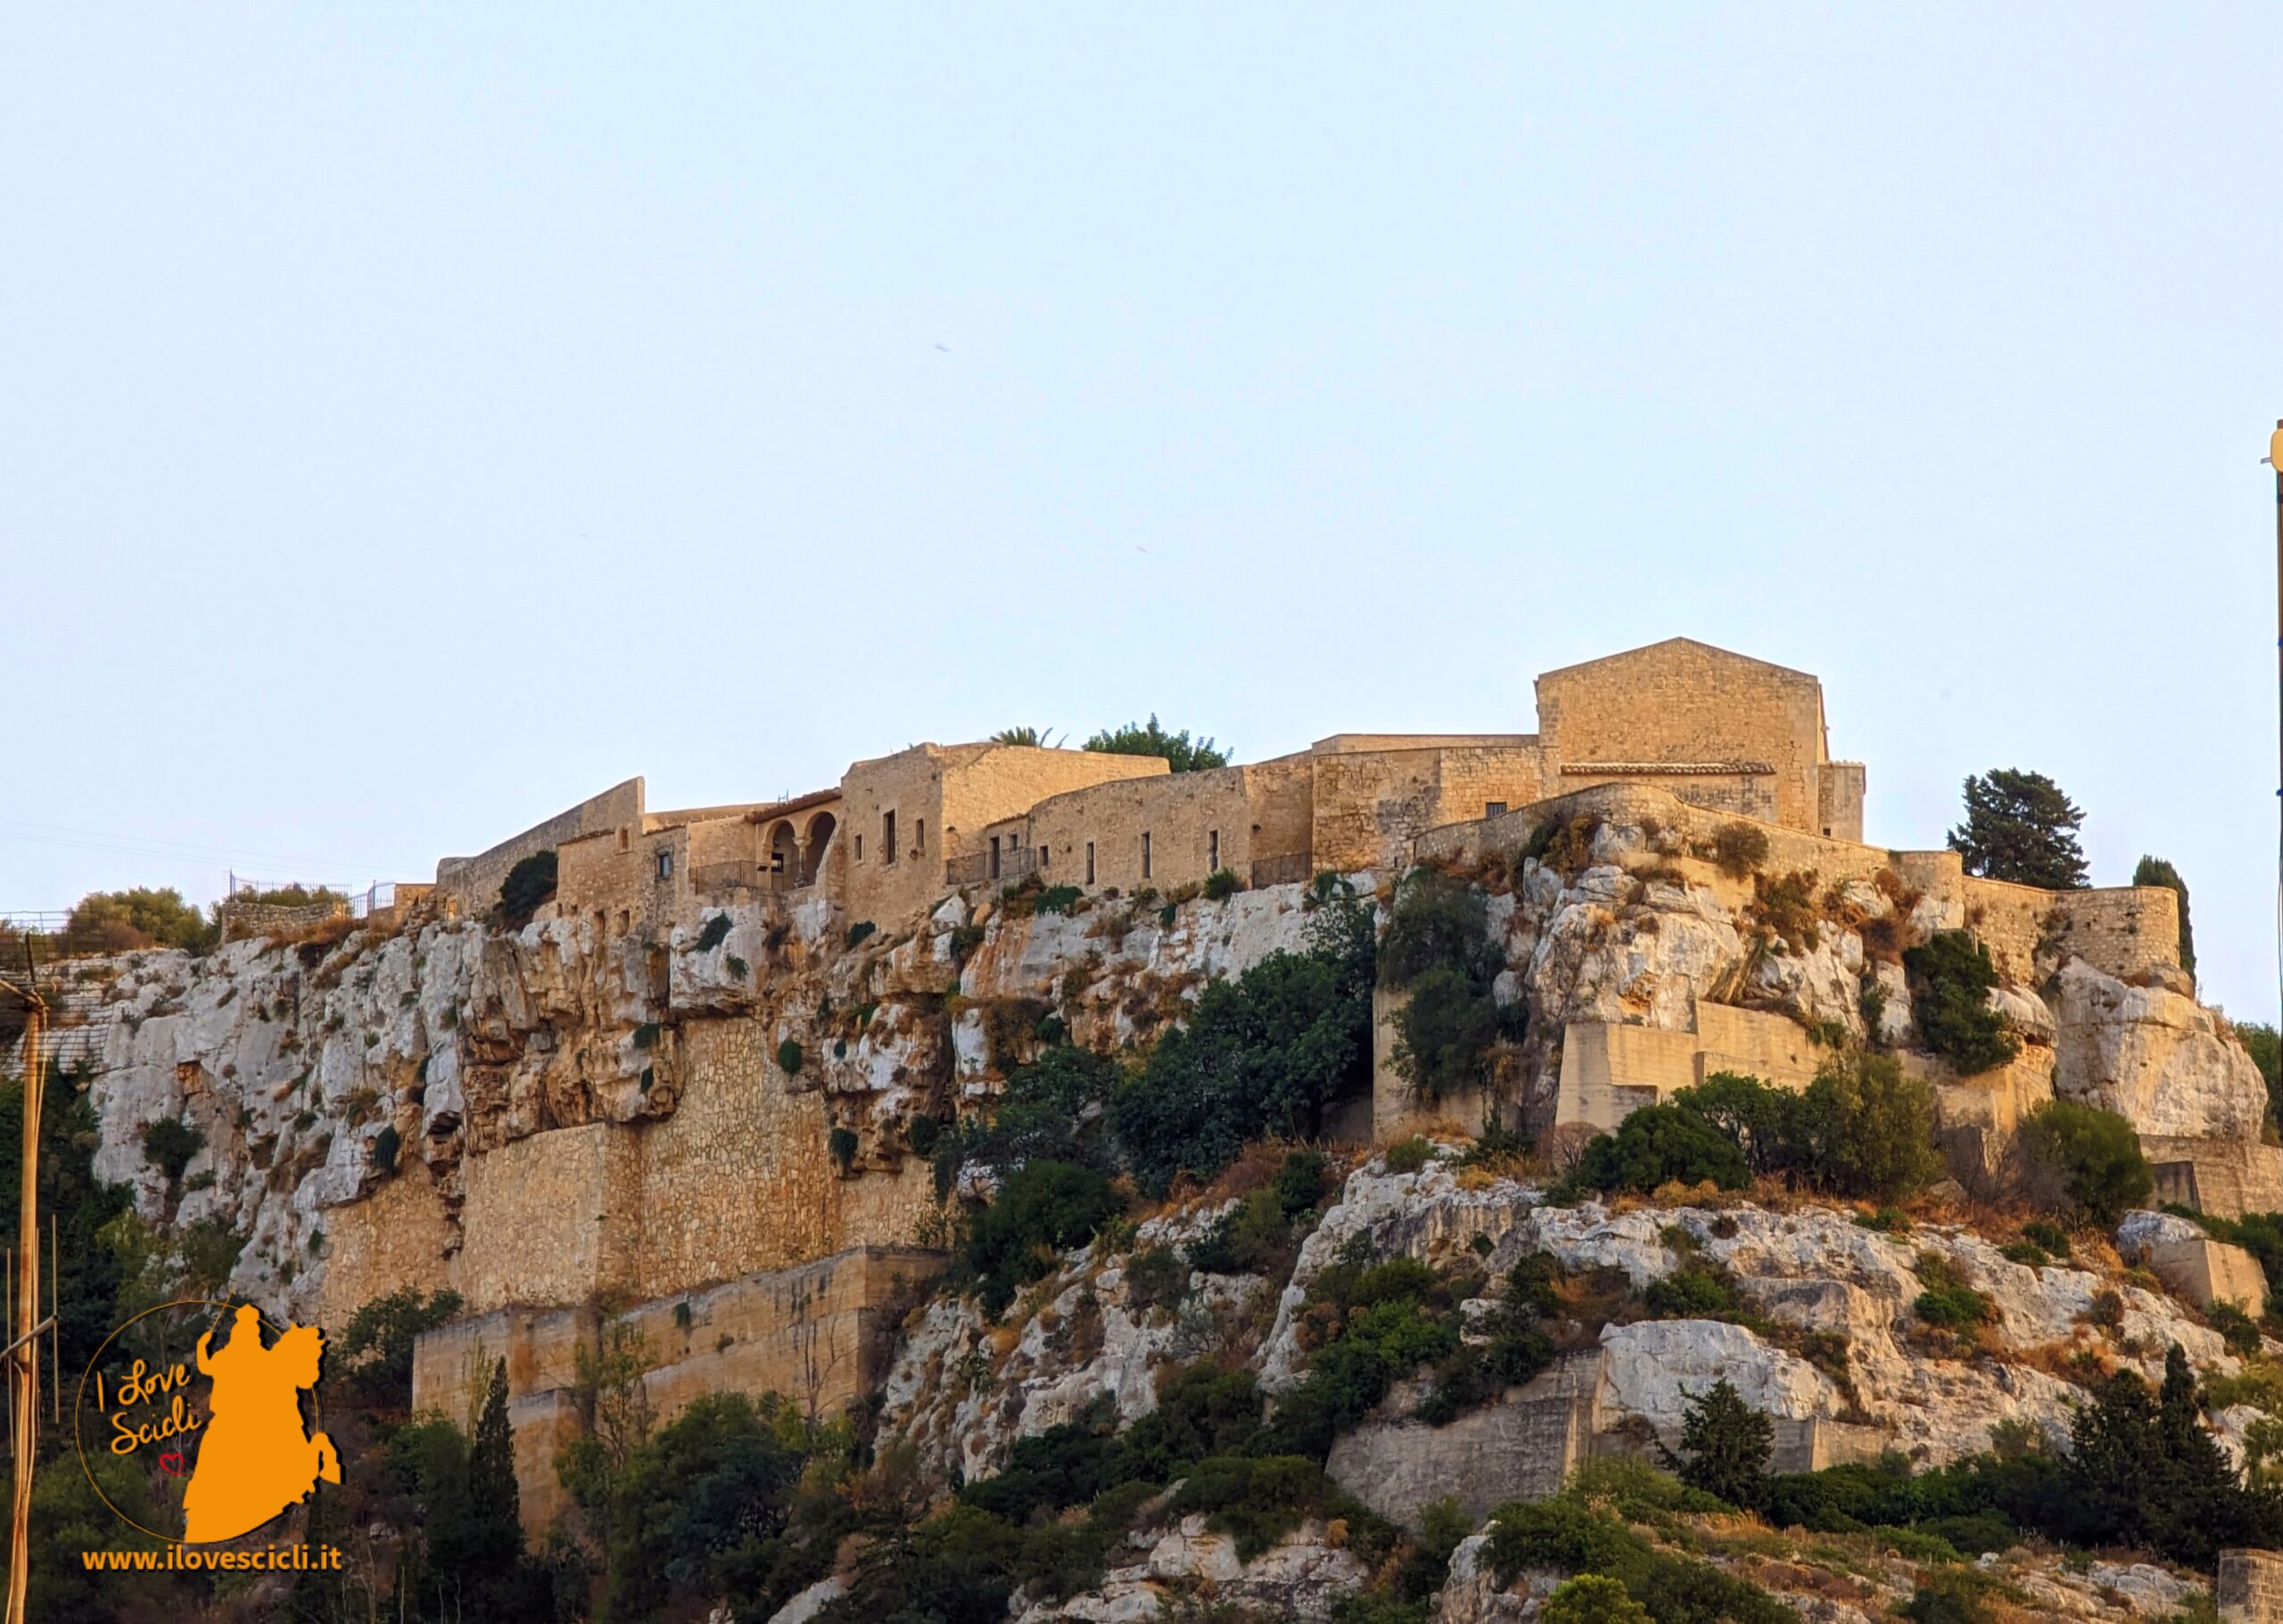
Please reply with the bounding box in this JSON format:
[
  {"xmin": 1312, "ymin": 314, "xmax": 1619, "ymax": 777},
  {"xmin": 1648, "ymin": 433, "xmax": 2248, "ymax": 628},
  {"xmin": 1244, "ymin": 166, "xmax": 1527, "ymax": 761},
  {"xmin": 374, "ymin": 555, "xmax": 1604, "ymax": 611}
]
[{"xmin": 2051, "ymin": 959, "xmax": 2269, "ymax": 1142}]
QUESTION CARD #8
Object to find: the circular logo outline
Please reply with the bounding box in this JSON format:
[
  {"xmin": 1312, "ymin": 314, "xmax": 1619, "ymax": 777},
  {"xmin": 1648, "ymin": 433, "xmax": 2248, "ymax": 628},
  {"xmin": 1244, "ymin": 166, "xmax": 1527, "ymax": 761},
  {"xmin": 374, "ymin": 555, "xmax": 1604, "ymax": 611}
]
[{"xmin": 74, "ymin": 1298, "xmax": 323, "ymax": 1546}]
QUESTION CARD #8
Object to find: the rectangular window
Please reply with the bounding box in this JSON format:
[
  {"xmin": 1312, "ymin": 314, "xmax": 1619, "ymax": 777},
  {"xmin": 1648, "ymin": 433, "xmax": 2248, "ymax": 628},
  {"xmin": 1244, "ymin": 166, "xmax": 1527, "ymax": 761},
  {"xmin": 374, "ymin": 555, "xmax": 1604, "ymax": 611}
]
[
  {"xmin": 1085, "ymin": 841, "xmax": 1095, "ymax": 884},
  {"xmin": 655, "ymin": 850, "xmax": 674, "ymax": 881},
  {"xmin": 1486, "ymin": 801, "xmax": 1507, "ymax": 819},
  {"xmin": 1040, "ymin": 845, "xmax": 1050, "ymax": 869},
  {"xmin": 916, "ymin": 818, "xmax": 926, "ymax": 853},
  {"xmin": 1142, "ymin": 831, "xmax": 1151, "ymax": 879},
  {"xmin": 884, "ymin": 811, "xmax": 897, "ymax": 864},
  {"xmin": 1207, "ymin": 829, "xmax": 1219, "ymax": 871},
  {"xmin": 854, "ymin": 834, "xmax": 863, "ymax": 861},
  {"xmin": 989, "ymin": 836, "xmax": 1001, "ymax": 880}
]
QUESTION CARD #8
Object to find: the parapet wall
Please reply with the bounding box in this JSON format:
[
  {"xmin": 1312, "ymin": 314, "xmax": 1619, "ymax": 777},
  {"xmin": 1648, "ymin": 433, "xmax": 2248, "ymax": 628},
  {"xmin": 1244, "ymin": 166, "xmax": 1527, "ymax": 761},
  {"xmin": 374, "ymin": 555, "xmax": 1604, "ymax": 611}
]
[{"xmin": 436, "ymin": 778, "xmax": 645, "ymax": 916}]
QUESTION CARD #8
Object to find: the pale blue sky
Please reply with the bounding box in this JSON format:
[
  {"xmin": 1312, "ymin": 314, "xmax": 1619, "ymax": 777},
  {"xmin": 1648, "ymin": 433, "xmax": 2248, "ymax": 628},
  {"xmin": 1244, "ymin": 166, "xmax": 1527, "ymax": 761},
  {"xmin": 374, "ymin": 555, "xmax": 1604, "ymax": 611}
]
[{"xmin": 4, "ymin": 9, "xmax": 2279, "ymax": 1015}]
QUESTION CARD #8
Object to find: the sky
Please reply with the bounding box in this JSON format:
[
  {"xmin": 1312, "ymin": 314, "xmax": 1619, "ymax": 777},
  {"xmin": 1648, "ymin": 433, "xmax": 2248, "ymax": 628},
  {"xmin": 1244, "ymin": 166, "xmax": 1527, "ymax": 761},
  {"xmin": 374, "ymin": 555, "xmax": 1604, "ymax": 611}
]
[{"xmin": 4, "ymin": 8, "xmax": 2280, "ymax": 1014}]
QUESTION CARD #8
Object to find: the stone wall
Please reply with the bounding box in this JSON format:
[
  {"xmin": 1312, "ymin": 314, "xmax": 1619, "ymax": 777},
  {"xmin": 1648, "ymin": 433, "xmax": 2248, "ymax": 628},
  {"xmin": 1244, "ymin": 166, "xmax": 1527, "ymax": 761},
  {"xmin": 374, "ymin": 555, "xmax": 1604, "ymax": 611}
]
[
  {"xmin": 1553, "ymin": 1000, "xmax": 1823, "ymax": 1134},
  {"xmin": 1536, "ymin": 639, "xmax": 1831, "ymax": 836},
  {"xmin": 2219, "ymin": 1548, "xmax": 2283, "ymax": 1623},
  {"xmin": 410, "ymin": 1246, "xmax": 944, "ymax": 1534},
  {"xmin": 841, "ymin": 744, "xmax": 1166, "ymax": 927},
  {"xmin": 1310, "ymin": 743, "xmax": 1548, "ymax": 874},
  {"xmin": 436, "ymin": 778, "xmax": 645, "ymax": 916},
  {"xmin": 1018, "ymin": 756, "xmax": 1317, "ymax": 896}
]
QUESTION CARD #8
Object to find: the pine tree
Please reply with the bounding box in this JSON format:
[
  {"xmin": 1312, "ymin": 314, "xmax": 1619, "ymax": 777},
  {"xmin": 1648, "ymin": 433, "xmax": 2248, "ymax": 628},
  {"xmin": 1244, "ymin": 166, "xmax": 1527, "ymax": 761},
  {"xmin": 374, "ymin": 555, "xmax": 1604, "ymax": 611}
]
[
  {"xmin": 1946, "ymin": 769, "xmax": 2090, "ymax": 890},
  {"xmin": 1669, "ymin": 1377, "xmax": 1772, "ymax": 1510}
]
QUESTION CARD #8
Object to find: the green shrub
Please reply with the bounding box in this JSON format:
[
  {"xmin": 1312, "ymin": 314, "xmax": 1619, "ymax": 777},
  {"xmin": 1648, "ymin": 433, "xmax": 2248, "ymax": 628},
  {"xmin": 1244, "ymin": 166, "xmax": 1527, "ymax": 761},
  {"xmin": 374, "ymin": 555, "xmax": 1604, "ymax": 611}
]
[
  {"xmin": 2017, "ymin": 1101, "xmax": 2151, "ymax": 1224},
  {"xmin": 1113, "ymin": 1248, "xmax": 1185, "ymax": 1315},
  {"xmin": 1801, "ymin": 1051, "xmax": 1941, "ymax": 1202},
  {"xmin": 962, "ymin": 1161, "xmax": 1125, "ymax": 1314},
  {"xmin": 2210, "ymin": 1301, "xmax": 2263, "ymax": 1357},
  {"xmin": 1542, "ymin": 1574, "xmax": 1652, "ymax": 1624},
  {"xmin": 845, "ymin": 920, "xmax": 876, "ymax": 948},
  {"xmin": 1109, "ymin": 896, "xmax": 1374, "ymax": 1194},
  {"xmin": 1084, "ymin": 717, "xmax": 1228, "ymax": 773},
  {"xmin": 1912, "ymin": 1253, "xmax": 1995, "ymax": 1331},
  {"xmin": 632, "ymin": 1022, "xmax": 660, "ymax": 1050},
  {"xmin": 63, "ymin": 886, "xmax": 218, "ymax": 953},
  {"xmin": 2021, "ymin": 1218, "xmax": 2073, "ymax": 1256},
  {"xmin": 777, "ymin": 1039, "xmax": 804, "ymax": 1076},
  {"xmin": 1034, "ymin": 886, "xmax": 1084, "ymax": 915},
  {"xmin": 828, "ymin": 1126, "xmax": 859, "ymax": 1170},
  {"xmin": 1383, "ymin": 1136, "xmax": 1433, "ymax": 1175},
  {"xmin": 1202, "ymin": 869, "xmax": 1241, "ymax": 902},
  {"xmin": 140, "ymin": 1117, "xmax": 203, "ymax": 1183},
  {"xmin": 2241, "ymin": 1022, "xmax": 2282, "ymax": 1134},
  {"xmin": 1168, "ymin": 1454, "xmax": 1339, "ymax": 1559},
  {"xmin": 725, "ymin": 953, "xmax": 748, "ymax": 978},
  {"xmin": 693, "ymin": 912, "xmax": 732, "ymax": 952},
  {"xmin": 1903, "ymin": 931, "xmax": 2018, "ymax": 1075},
  {"xmin": 497, "ymin": 850, "xmax": 558, "ymax": 928},
  {"xmin": 1570, "ymin": 1105, "xmax": 1749, "ymax": 1196},
  {"xmin": 1644, "ymin": 1264, "xmax": 1740, "ymax": 1320},
  {"xmin": 1710, "ymin": 821, "xmax": 1770, "ymax": 878}
]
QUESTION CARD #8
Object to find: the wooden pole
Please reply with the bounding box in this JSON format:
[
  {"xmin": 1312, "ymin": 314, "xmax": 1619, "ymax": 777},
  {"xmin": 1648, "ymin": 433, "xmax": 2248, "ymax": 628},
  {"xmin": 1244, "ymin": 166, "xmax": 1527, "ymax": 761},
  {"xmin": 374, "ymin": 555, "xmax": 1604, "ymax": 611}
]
[{"xmin": 6, "ymin": 994, "xmax": 43, "ymax": 1624}]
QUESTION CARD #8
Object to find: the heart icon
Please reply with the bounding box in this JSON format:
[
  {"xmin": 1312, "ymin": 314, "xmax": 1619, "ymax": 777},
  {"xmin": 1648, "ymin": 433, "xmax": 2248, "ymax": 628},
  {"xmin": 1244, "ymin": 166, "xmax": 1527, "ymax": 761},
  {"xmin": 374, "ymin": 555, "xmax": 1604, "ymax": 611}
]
[{"xmin": 158, "ymin": 1452, "xmax": 185, "ymax": 1478}]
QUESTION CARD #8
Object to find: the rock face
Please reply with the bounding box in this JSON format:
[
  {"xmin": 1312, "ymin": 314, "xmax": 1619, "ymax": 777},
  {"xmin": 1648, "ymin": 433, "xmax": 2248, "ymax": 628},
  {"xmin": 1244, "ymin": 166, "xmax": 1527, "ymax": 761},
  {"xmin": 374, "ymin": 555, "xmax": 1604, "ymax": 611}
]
[{"xmin": 2051, "ymin": 959, "xmax": 2269, "ymax": 1142}]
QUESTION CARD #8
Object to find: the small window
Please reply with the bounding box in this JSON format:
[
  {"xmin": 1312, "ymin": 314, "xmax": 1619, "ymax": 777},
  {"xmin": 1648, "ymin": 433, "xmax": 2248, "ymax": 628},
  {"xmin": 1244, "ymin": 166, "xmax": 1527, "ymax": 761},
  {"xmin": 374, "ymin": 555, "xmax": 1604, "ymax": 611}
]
[
  {"xmin": 1486, "ymin": 801, "xmax": 1507, "ymax": 819},
  {"xmin": 655, "ymin": 850, "xmax": 674, "ymax": 881},
  {"xmin": 916, "ymin": 818, "xmax": 926, "ymax": 853},
  {"xmin": 1141, "ymin": 831, "xmax": 1151, "ymax": 879},
  {"xmin": 1085, "ymin": 841, "xmax": 1096, "ymax": 884},
  {"xmin": 617, "ymin": 910, "xmax": 631, "ymax": 934},
  {"xmin": 1207, "ymin": 829, "xmax": 1219, "ymax": 871},
  {"xmin": 884, "ymin": 811, "xmax": 897, "ymax": 865},
  {"xmin": 989, "ymin": 836, "xmax": 1001, "ymax": 880},
  {"xmin": 854, "ymin": 833, "xmax": 863, "ymax": 861},
  {"xmin": 618, "ymin": 828, "xmax": 630, "ymax": 852},
  {"xmin": 1040, "ymin": 845, "xmax": 1050, "ymax": 869}
]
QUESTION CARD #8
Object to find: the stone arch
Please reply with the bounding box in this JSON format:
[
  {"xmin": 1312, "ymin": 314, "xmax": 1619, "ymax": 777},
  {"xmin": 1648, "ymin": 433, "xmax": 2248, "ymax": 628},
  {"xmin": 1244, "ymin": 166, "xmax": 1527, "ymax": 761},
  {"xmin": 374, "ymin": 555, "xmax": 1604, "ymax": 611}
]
[
  {"xmin": 766, "ymin": 820, "xmax": 800, "ymax": 878},
  {"xmin": 803, "ymin": 812, "xmax": 837, "ymax": 885}
]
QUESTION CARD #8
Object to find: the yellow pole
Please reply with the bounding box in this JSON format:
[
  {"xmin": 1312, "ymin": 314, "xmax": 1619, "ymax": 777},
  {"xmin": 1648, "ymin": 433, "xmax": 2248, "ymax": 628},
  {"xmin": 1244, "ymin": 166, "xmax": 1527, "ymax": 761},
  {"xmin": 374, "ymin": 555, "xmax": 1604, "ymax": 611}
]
[{"xmin": 5, "ymin": 995, "xmax": 42, "ymax": 1624}]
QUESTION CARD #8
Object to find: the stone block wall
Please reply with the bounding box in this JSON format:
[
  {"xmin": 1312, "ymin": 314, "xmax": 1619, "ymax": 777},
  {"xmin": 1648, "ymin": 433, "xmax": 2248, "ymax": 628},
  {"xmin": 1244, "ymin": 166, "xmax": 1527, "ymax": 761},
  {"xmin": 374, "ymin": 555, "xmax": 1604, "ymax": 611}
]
[
  {"xmin": 436, "ymin": 778, "xmax": 645, "ymax": 916},
  {"xmin": 409, "ymin": 1247, "xmax": 943, "ymax": 1535},
  {"xmin": 2219, "ymin": 1548, "xmax": 2283, "ymax": 1623},
  {"xmin": 1552, "ymin": 1001, "xmax": 1822, "ymax": 1134},
  {"xmin": 2146, "ymin": 1135, "xmax": 2283, "ymax": 1222},
  {"xmin": 1535, "ymin": 640, "xmax": 1831, "ymax": 836},
  {"xmin": 2146, "ymin": 1236, "xmax": 2270, "ymax": 1318}
]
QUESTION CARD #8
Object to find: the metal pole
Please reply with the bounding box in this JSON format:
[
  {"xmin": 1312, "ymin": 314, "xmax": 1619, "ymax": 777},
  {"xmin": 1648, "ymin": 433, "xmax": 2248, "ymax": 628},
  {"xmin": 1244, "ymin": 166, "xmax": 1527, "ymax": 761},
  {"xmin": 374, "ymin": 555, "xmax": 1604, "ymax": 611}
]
[{"xmin": 5, "ymin": 993, "xmax": 42, "ymax": 1624}]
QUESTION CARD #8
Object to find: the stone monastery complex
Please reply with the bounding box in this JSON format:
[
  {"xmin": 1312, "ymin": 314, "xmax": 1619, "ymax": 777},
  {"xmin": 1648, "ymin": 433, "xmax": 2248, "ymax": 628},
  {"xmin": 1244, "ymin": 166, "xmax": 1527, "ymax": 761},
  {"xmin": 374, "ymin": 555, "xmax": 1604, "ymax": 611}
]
[
  {"xmin": 44, "ymin": 637, "xmax": 2260, "ymax": 1533},
  {"xmin": 431, "ymin": 638, "xmax": 1868, "ymax": 933}
]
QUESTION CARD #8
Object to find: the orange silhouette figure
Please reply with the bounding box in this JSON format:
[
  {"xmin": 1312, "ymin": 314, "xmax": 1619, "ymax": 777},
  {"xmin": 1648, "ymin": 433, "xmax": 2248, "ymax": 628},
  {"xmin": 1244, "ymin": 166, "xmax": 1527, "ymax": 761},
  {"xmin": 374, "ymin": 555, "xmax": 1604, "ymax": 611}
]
[{"xmin": 181, "ymin": 1305, "xmax": 340, "ymax": 1542}]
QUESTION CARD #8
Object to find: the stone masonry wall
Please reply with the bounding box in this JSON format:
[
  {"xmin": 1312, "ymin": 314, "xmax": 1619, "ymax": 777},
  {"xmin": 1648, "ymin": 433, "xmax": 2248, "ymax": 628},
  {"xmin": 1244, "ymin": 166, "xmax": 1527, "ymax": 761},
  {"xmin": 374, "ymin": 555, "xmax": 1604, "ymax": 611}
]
[
  {"xmin": 2219, "ymin": 1548, "xmax": 2283, "ymax": 1623},
  {"xmin": 1535, "ymin": 640, "xmax": 1828, "ymax": 834},
  {"xmin": 436, "ymin": 778, "xmax": 645, "ymax": 915}
]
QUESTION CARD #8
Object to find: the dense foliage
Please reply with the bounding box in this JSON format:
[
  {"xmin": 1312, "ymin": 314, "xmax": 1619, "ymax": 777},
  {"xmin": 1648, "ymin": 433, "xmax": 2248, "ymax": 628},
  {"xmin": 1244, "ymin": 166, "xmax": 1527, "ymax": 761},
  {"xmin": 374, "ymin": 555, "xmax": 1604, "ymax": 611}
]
[
  {"xmin": 497, "ymin": 848, "xmax": 559, "ymax": 927},
  {"xmin": 1082, "ymin": 715, "xmax": 1229, "ymax": 772},
  {"xmin": 960, "ymin": 1160, "xmax": 1125, "ymax": 1313},
  {"xmin": 63, "ymin": 886, "xmax": 216, "ymax": 953},
  {"xmin": 1945, "ymin": 768, "xmax": 2089, "ymax": 890},
  {"xmin": 1378, "ymin": 869, "xmax": 1516, "ymax": 1102},
  {"xmin": 1567, "ymin": 1060, "xmax": 1937, "ymax": 1204},
  {"xmin": 1901, "ymin": 931, "xmax": 2018, "ymax": 1076},
  {"xmin": 2131, "ymin": 854, "xmax": 2194, "ymax": 978},
  {"xmin": 2015, "ymin": 1100, "xmax": 2152, "ymax": 1224}
]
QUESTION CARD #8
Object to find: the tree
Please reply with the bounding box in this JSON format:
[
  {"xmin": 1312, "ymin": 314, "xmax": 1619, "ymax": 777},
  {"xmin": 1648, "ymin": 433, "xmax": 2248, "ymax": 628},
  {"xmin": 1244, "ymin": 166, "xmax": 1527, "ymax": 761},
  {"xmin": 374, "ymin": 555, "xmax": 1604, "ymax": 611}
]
[
  {"xmin": 63, "ymin": 886, "xmax": 215, "ymax": 953},
  {"xmin": 1799, "ymin": 1051, "xmax": 1941, "ymax": 1202},
  {"xmin": 1379, "ymin": 870, "xmax": 1513, "ymax": 1102},
  {"xmin": 2132, "ymin": 855, "xmax": 2195, "ymax": 978},
  {"xmin": 1903, "ymin": 931, "xmax": 2019, "ymax": 1076},
  {"xmin": 962, "ymin": 1160, "xmax": 1125, "ymax": 1312},
  {"xmin": 1543, "ymin": 1573, "xmax": 1653, "ymax": 1624},
  {"xmin": 2016, "ymin": 1101, "xmax": 2152, "ymax": 1224},
  {"xmin": 336, "ymin": 1286, "xmax": 465, "ymax": 1411},
  {"xmin": 1946, "ymin": 769, "xmax": 2089, "ymax": 889},
  {"xmin": 2240, "ymin": 1022, "xmax": 2282, "ymax": 1136},
  {"xmin": 1083, "ymin": 715, "xmax": 1229, "ymax": 773},
  {"xmin": 2055, "ymin": 1344, "xmax": 2283, "ymax": 1565},
  {"xmin": 1669, "ymin": 1377, "xmax": 1772, "ymax": 1511},
  {"xmin": 1572, "ymin": 1105, "xmax": 1751, "ymax": 1195}
]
